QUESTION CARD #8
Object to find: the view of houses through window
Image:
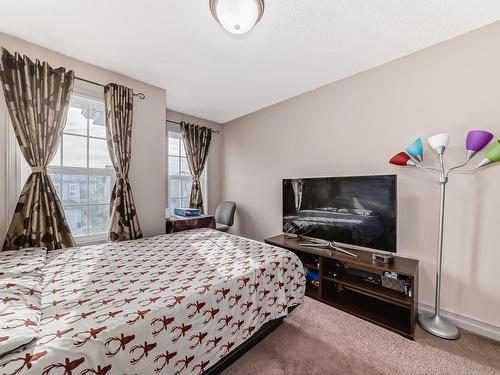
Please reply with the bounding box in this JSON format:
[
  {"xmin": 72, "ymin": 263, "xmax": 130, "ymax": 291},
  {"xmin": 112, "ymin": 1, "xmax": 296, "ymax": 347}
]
[{"xmin": 49, "ymin": 94, "xmax": 114, "ymax": 242}]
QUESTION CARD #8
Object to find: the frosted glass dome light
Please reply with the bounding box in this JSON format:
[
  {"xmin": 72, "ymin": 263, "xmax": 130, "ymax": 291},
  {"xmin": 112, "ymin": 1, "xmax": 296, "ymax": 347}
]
[{"xmin": 209, "ymin": 0, "xmax": 265, "ymax": 35}]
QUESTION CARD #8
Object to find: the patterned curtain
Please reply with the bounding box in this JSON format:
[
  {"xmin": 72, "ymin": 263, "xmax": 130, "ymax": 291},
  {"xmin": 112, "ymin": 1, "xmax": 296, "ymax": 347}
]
[
  {"xmin": 180, "ymin": 122, "xmax": 212, "ymax": 213},
  {"xmin": 0, "ymin": 48, "xmax": 75, "ymax": 250},
  {"xmin": 104, "ymin": 83, "xmax": 143, "ymax": 241}
]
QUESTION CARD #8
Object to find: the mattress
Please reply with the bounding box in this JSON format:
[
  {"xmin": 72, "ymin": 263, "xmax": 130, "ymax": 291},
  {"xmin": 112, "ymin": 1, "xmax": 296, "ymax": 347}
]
[{"xmin": 1, "ymin": 229, "xmax": 305, "ymax": 375}]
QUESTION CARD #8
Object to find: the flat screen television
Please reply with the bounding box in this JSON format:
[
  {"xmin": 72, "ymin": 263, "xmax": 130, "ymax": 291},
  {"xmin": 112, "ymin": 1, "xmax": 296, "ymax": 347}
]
[{"xmin": 282, "ymin": 175, "xmax": 397, "ymax": 252}]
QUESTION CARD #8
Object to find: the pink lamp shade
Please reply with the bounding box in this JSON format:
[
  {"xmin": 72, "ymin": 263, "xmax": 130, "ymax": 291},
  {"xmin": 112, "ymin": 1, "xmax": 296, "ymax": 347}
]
[
  {"xmin": 466, "ymin": 130, "xmax": 494, "ymax": 160},
  {"xmin": 389, "ymin": 152, "xmax": 416, "ymax": 167}
]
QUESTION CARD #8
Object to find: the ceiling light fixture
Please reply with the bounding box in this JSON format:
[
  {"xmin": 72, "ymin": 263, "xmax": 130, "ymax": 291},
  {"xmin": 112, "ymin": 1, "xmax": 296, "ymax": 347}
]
[{"xmin": 209, "ymin": 0, "xmax": 265, "ymax": 35}]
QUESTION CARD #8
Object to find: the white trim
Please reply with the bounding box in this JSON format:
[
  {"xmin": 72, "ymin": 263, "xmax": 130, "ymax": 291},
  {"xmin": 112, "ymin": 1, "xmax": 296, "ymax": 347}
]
[
  {"xmin": 5, "ymin": 112, "xmax": 22, "ymax": 231},
  {"xmin": 418, "ymin": 303, "xmax": 500, "ymax": 341},
  {"xmin": 6, "ymin": 117, "xmax": 18, "ymax": 210},
  {"xmin": 1, "ymin": 101, "xmax": 10, "ymax": 245},
  {"xmin": 203, "ymin": 156, "xmax": 209, "ymax": 214},
  {"xmin": 1, "ymin": 106, "xmax": 29, "ymax": 246},
  {"xmin": 74, "ymin": 232, "xmax": 107, "ymax": 246},
  {"xmin": 49, "ymin": 166, "xmax": 115, "ymax": 177}
]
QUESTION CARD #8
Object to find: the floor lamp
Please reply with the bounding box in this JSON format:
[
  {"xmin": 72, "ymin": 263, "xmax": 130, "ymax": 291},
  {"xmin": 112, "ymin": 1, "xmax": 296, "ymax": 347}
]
[{"xmin": 389, "ymin": 130, "xmax": 500, "ymax": 340}]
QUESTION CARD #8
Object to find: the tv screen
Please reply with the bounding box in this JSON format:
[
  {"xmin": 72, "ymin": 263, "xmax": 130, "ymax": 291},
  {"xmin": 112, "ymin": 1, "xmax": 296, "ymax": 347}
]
[{"xmin": 282, "ymin": 175, "xmax": 397, "ymax": 252}]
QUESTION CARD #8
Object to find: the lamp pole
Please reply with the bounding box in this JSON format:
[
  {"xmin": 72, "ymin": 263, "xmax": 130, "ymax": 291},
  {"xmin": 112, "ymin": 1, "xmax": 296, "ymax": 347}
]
[
  {"xmin": 390, "ymin": 132, "xmax": 500, "ymax": 340},
  {"xmin": 417, "ymin": 159, "xmax": 460, "ymax": 340},
  {"xmin": 436, "ymin": 173, "xmax": 446, "ymax": 315}
]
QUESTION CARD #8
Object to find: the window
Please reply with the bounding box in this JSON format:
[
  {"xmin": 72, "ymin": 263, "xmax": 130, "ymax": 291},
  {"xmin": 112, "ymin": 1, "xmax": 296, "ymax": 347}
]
[
  {"xmin": 49, "ymin": 94, "xmax": 114, "ymax": 243},
  {"xmin": 167, "ymin": 131, "xmax": 206, "ymax": 210}
]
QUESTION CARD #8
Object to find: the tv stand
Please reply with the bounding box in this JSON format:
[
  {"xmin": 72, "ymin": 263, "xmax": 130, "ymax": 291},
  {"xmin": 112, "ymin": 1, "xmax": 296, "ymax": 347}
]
[{"xmin": 265, "ymin": 234, "xmax": 419, "ymax": 339}]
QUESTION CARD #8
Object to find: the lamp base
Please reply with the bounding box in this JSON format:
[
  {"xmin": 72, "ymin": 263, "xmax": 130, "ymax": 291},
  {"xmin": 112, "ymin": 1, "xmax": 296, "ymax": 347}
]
[{"xmin": 418, "ymin": 312, "xmax": 460, "ymax": 340}]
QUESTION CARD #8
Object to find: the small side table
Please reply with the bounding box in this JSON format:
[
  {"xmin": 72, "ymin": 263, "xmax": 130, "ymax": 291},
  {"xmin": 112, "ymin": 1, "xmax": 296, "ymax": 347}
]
[{"xmin": 166, "ymin": 214, "xmax": 216, "ymax": 234}]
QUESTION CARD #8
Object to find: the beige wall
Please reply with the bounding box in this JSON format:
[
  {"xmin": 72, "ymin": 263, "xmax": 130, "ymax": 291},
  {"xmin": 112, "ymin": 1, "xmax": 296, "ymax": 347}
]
[
  {"xmin": 166, "ymin": 110, "xmax": 223, "ymax": 214},
  {"xmin": 0, "ymin": 33, "xmax": 167, "ymax": 240},
  {"xmin": 222, "ymin": 22, "xmax": 500, "ymax": 327}
]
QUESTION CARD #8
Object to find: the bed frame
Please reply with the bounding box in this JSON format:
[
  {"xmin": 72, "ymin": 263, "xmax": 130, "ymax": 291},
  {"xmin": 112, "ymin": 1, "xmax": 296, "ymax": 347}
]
[{"xmin": 205, "ymin": 306, "xmax": 297, "ymax": 374}]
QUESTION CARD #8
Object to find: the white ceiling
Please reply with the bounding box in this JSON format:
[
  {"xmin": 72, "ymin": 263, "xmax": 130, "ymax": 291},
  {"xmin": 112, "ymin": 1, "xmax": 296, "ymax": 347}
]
[{"xmin": 1, "ymin": 1, "xmax": 500, "ymax": 123}]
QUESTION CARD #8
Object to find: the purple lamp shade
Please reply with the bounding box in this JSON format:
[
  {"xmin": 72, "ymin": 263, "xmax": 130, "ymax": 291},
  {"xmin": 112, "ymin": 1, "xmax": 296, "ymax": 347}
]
[{"xmin": 466, "ymin": 130, "xmax": 494, "ymax": 160}]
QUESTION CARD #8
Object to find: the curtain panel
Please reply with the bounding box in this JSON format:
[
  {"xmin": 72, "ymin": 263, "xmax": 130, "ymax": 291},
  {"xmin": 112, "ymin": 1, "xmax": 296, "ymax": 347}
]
[
  {"xmin": 104, "ymin": 83, "xmax": 143, "ymax": 241},
  {"xmin": 0, "ymin": 48, "xmax": 75, "ymax": 250},
  {"xmin": 180, "ymin": 122, "xmax": 212, "ymax": 213}
]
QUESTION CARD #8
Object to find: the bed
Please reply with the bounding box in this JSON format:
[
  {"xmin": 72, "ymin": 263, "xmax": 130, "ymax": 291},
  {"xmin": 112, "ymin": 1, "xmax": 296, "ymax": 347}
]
[{"xmin": 0, "ymin": 228, "xmax": 305, "ymax": 375}]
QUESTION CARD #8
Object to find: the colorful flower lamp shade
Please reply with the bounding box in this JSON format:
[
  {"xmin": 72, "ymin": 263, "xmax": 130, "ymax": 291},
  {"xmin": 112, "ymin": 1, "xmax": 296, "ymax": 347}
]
[
  {"xmin": 478, "ymin": 140, "xmax": 500, "ymax": 167},
  {"xmin": 389, "ymin": 152, "xmax": 416, "ymax": 166},
  {"xmin": 428, "ymin": 133, "xmax": 450, "ymax": 155},
  {"xmin": 466, "ymin": 130, "xmax": 493, "ymax": 161},
  {"xmin": 405, "ymin": 137, "xmax": 424, "ymax": 163},
  {"xmin": 389, "ymin": 130, "xmax": 499, "ymax": 340}
]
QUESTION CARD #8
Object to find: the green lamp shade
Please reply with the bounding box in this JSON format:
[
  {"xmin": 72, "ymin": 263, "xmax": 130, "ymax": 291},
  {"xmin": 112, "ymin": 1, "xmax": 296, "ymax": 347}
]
[
  {"xmin": 485, "ymin": 140, "xmax": 500, "ymax": 161},
  {"xmin": 478, "ymin": 140, "xmax": 500, "ymax": 167}
]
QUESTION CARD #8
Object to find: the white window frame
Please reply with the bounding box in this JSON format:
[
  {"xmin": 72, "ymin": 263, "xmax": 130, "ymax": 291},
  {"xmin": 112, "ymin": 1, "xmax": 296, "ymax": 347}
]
[
  {"xmin": 1, "ymin": 100, "xmax": 17, "ymax": 246},
  {"xmin": 48, "ymin": 93, "xmax": 114, "ymax": 245},
  {"xmin": 1, "ymin": 99, "xmax": 31, "ymax": 246},
  {"xmin": 167, "ymin": 128, "xmax": 208, "ymax": 213}
]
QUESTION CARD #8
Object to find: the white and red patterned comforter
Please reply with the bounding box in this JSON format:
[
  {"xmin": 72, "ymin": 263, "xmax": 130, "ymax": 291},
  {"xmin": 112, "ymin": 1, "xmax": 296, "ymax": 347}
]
[{"xmin": 1, "ymin": 229, "xmax": 305, "ymax": 375}]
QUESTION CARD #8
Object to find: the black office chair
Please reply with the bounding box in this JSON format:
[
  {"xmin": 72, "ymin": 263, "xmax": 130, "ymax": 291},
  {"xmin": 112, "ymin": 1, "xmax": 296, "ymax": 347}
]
[{"xmin": 214, "ymin": 201, "xmax": 236, "ymax": 232}]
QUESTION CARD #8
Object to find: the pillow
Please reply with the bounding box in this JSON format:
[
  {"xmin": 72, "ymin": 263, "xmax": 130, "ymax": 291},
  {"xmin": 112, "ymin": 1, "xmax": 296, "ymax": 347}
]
[{"xmin": 0, "ymin": 248, "xmax": 46, "ymax": 356}]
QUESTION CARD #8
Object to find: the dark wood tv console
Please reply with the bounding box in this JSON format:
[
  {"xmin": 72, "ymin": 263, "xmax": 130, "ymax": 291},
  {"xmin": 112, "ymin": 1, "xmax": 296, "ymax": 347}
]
[{"xmin": 265, "ymin": 234, "xmax": 419, "ymax": 339}]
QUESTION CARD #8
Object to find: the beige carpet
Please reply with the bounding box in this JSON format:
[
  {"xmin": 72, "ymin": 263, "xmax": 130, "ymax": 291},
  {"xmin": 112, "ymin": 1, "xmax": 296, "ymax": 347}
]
[{"xmin": 223, "ymin": 297, "xmax": 500, "ymax": 375}]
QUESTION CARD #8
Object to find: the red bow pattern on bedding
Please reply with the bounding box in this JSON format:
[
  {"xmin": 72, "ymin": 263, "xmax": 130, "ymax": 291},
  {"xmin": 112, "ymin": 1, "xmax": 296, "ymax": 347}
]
[{"xmin": 0, "ymin": 229, "xmax": 305, "ymax": 375}]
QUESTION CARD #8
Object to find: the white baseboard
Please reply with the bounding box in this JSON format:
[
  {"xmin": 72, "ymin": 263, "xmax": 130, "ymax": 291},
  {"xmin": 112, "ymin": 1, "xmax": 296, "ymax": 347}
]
[{"xmin": 418, "ymin": 303, "xmax": 500, "ymax": 342}]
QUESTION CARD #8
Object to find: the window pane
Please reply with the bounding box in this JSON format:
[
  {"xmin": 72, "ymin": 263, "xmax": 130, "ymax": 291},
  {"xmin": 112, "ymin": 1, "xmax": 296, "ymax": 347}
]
[
  {"xmin": 65, "ymin": 103, "xmax": 87, "ymax": 136},
  {"xmin": 89, "ymin": 175, "xmax": 112, "ymax": 204},
  {"xmin": 180, "ymin": 157, "xmax": 191, "ymax": 176},
  {"xmin": 170, "ymin": 179, "xmax": 181, "ymax": 199},
  {"xmin": 89, "ymin": 138, "xmax": 112, "ymax": 169},
  {"xmin": 62, "ymin": 174, "xmax": 88, "ymax": 205},
  {"xmin": 171, "ymin": 198, "xmax": 182, "ymax": 209},
  {"xmin": 49, "ymin": 173, "xmax": 62, "ymax": 197},
  {"xmin": 181, "ymin": 199, "xmax": 190, "ymax": 209},
  {"xmin": 52, "ymin": 94, "xmax": 112, "ymax": 241},
  {"xmin": 89, "ymin": 205, "xmax": 109, "ymax": 234},
  {"xmin": 182, "ymin": 180, "xmax": 192, "ymax": 199},
  {"xmin": 88, "ymin": 107, "xmax": 106, "ymax": 138},
  {"xmin": 168, "ymin": 136, "xmax": 180, "ymax": 156},
  {"xmin": 63, "ymin": 134, "xmax": 87, "ymax": 167},
  {"xmin": 169, "ymin": 156, "xmax": 180, "ymax": 175},
  {"xmin": 180, "ymin": 140, "xmax": 186, "ymax": 157},
  {"xmin": 49, "ymin": 144, "xmax": 61, "ymax": 167},
  {"xmin": 64, "ymin": 206, "xmax": 87, "ymax": 236}
]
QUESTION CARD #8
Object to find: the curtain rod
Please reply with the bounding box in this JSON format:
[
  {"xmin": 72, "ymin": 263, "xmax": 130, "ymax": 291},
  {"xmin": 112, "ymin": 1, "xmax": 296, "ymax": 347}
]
[
  {"xmin": 75, "ymin": 76, "xmax": 146, "ymax": 100},
  {"xmin": 166, "ymin": 119, "xmax": 220, "ymax": 134},
  {"xmin": 2, "ymin": 51, "xmax": 146, "ymax": 99}
]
